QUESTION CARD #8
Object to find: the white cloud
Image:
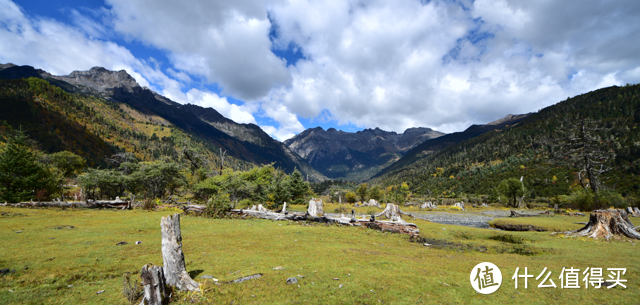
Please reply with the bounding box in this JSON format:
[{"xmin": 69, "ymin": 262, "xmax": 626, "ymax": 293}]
[
  {"xmin": 186, "ymin": 88, "xmax": 257, "ymax": 124},
  {"xmin": 106, "ymin": 0, "xmax": 291, "ymax": 101},
  {"xmin": 3, "ymin": 0, "xmax": 640, "ymax": 139}
]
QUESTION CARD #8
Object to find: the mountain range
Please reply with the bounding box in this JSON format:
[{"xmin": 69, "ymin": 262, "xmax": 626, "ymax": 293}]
[{"xmin": 0, "ymin": 63, "xmax": 545, "ymax": 184}]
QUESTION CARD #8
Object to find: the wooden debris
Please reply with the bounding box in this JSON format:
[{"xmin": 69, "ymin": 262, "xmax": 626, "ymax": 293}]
[
  {"xmin": 140, "ymin": 263, "xmax": 170, "ymax": 305},
  {"xmin": 227, "ymin": 273, "xmax": 263, "ymax": 284}
]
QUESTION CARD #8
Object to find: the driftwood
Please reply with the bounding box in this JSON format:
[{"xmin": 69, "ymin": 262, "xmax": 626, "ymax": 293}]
[
  {"xmin": 160, "ymin": 214, "xmax": 200, "ymax": 291},
  {"xmin": 229, "ymin": 208, "xmax": 420, "ymax": 237},
  {"xmin": 626, "ymin": 207, "xmax": 639, "ymax": 217},
  {"xmin": 420, "ymin": 202, "xmax": 437, "ymax": 209},
  {"xmin": 5, "ymin": 198, "xmax": 130, "ymax": 209},
  {"xmin": 556, "ymin": 209, "xmax": 640, "ymax": 240},
  {"xmin": 182, "ymin": 205, "xmax": 205, "ymax": 214},
  {"xmin": 355, "ymin": 199, "xmax": 381, "ymax": 208},
  {"xmin": 140, "ymin": 263, "xmax": 170, "ymax": 305}
]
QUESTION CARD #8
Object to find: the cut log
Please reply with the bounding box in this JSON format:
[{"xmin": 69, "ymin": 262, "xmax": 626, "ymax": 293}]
[
  {"xmin": 161, "ymin": 214, "xmax": 200, "ymax": 291},
  {"xmin": 453, "ymin": 202, "xmax": 465, "ymax": 210},
  {"xmin": 558, "ymin": 209, "xmax": 640, "ymax": 240},
  {"xmin": 307, "ymin": 198, "xmax": 323, "ymax": 217},
  {"xmin": 140, "ymin": 263, "xmax": 170, "ymax": 305}
]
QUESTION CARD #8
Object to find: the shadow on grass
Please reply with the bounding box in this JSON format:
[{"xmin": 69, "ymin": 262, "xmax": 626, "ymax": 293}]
[{"xmin": 188, "ymin": 269, "xmax": 204, "ymax": 279}]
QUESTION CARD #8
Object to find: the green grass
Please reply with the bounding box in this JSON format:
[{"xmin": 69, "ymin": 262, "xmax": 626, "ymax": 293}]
[
  {"xmin": 0, "ymin": 206, "xmax": 638, "ymax": 304},
  {"xmin": 489, "ymin": 214, "xmax": 640, "ymax": 232}
]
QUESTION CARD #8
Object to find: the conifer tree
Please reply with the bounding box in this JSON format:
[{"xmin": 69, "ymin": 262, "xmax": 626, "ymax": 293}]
[{"xmin": 0, "ymin": 130, "xmax": 56, "ymax": 202}]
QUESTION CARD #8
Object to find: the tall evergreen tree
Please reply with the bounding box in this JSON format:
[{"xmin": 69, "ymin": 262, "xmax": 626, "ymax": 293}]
[{"xmin": 0, "ymin": 130, "xmax": 56, "ymax": 202}]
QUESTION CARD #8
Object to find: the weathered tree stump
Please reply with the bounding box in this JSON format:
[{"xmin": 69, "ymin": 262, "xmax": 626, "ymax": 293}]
[
  {"xmin": 161, "ymin": 214, "xmax": 200, "ymax": 291},
  {"xmin": 307, "ymin": 198, "xmax": 323, "ymax": 216},
  {"xmin": 140, "ymin": 263, "xmax": 170, "ymax": 305},
  {"xmin": 560, "ymin": 209, "xmax": 640, "ymax": 240}
]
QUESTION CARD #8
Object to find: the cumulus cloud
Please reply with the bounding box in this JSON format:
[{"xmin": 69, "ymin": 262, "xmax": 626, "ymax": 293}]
[
  {"xmin": 106, "ymin": 0, "xmax": 291, "ymax": 101},
  {"xmin": 3, "ymin": 0, "xmax": 640, "ymax": 140},
  {"xmin": 262, "ymin": 0, "xmax": 640, "ymax": 134}
]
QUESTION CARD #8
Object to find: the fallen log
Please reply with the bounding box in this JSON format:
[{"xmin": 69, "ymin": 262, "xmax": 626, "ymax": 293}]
[
  {"xmin": 182, "ymin": 205, "xmax": 206, "ymax": 214},
  {"xmin": 556, "ymin": 209, "xmax": 640, "ymax": 240},
  {"xmin": 7, "ymin": 199, "xmax": 130, "ymax": 209},
  {"xmin": 229, "ymin": 209, "xmax": 420, "ymax": 236}
]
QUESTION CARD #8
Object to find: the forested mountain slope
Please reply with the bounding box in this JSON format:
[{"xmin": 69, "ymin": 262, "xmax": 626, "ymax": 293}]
[
  {"xmin": 374, "ymin": 114, "xmax": 530, "ymax": 178},
  {"xmin": 0, "ymin": 64, "xmax": 325, "ymax": 180},
  {"xmin": 373, "ymin": 84, "xmax": 640, "ymax": 203}
]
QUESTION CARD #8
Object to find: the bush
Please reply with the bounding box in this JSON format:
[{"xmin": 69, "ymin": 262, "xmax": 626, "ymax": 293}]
[
  {"xmin": 566, "ymin": 188, "xmax": 595, "ymax": 211},
  {"xmin": 596, "ymin": 190, "xmax": 626, "ymax": 209},
  {"xmin": 345, "ymin": 192, "xmax": 356, "ymax": 203},
  {"xmin": 205, "ymin": 192, "xmax": 232, "ymax": 219}
]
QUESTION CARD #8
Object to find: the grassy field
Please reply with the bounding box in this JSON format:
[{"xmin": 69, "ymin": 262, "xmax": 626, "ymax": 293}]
[{"xmin": 0, "ymin": 206, "xmax": 639, "ymax": 304}]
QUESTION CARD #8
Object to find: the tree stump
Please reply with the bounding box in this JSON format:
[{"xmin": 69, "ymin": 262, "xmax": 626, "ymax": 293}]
[
  {"xmin": 308, "ymin": 198, "xmax": 323, "ymax": 216},
  {"xmin": 375, "ymin": 203, "xmax": 401, "ymax": 219},
  {"xmin": 561, "ymin": 209, "xmax": 640, "ymax": 240},
  {"xmin": 140, "ymin": 263, "xmax": 170, "ymax": 305},
  {"xmin": 161, "ymin": 214, "xmax": 200, "ymax": 291}
]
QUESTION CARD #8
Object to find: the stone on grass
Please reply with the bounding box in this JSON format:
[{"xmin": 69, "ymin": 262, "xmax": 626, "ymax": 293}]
[{"xmin": 286, "ymin": 277, "xmax": 298, "ymax": 284}]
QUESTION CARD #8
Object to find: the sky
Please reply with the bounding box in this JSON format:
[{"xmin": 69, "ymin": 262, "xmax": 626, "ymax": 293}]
[{"xmin": 2, "ymin": 0, "xmax": 640, "ymax": 141}]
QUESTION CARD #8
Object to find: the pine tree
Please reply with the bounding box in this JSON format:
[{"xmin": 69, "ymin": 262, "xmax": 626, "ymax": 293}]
[
  {"xmin": 288, "ymin": 168, "xmax": 308, "ymax": 205},
  {"xmin": 0, "ymin": 130, "xmax": 56, "ymax": 202}
]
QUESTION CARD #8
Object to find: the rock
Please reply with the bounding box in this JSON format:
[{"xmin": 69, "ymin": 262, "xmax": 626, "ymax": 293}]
[
  {"xmin": 201, "ymin": 275, "xmax": 214, "ymax": 279},
  {"xmin": 0, "ymin": 268, "xmax": 15, "ymax": 275},
  {"xmin": 116, "ymin": 241, "xmax": 127, "ymax": 246},
  {"xmin": 286, "ymin": 277, "xmax": 298, "ymax": 284},
  {"xmin": 135, "ymin": 241, "xmax": 142, "ymax": 244},
  {"xmin": 68, "ymin": 285, "xmax": 73, "ymax": 288},
  {"xmin": 339, "ymin": 284, "xmax": 343, "ymax": 288},
  {"xmin": 273, "ymin": 266, "xmax": 285, "ymax": 270},
  {"xmin": 333, "ymin": 278, "xmax": 339, "ymax": 280},
  {"xmin": 15, "ymin": 231, "xmax": 21, "ymax": 233},
  {"xmin": 297, "ymin": 275, "xmax": 305, "ymax": 278},
  {"xmin": 96, "ymin": 290, "xmax": 105, "ymax": 294}
]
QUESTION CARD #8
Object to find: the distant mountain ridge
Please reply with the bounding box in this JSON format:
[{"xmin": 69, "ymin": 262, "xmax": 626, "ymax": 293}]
[
  {"xmin": 374, "ymin": 113, "xmax": 532, "ymax": 178},
  {"xmin": 284, "ymin": 126, "xmax": 444, "ymax": 181},
  {"xmin": 0, "ymin": 63, "xmax": 325, "ymax": 181}
]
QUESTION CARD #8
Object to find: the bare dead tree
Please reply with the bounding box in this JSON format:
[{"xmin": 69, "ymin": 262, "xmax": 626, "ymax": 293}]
[
  {"xmin": 219, "ymin": 148, "xmax": 227, "ymax": 171},
  {"xmin": 550, "ymin": 117, "xmax": 615, "ymax": 194}
]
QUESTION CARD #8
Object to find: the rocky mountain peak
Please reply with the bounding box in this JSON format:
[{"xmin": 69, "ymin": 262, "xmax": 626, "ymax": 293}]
[{"xmin": 61, "ymin": 67, "xmax": 139, "ymax": 92}]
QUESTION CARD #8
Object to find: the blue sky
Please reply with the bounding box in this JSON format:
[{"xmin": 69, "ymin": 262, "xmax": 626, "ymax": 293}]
[{"xmin": 2, "ymin": 0, "xmax": 640, "ymax": 140}]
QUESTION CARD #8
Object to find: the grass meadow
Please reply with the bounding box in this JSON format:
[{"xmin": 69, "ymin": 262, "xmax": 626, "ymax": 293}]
[{"xmin": 0, "ymin": 205, "xmax": 638, "ymax": 304}]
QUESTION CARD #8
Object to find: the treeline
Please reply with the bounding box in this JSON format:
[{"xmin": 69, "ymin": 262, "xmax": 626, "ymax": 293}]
[
  {"xmin": 0, "ymin": 129, "xmax": 313, "ymax": 209},
  {"xmin": 372, "ymin": 84, "xmax": 640, "ymax": 210}
]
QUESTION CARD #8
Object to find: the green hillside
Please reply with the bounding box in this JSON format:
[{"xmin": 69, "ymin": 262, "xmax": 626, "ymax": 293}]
[
  {"xmin": 373, "ymin": 84, "xmax": 640, "ymax": 207},
  {"xmin": 0, "ymin": 77, "xmax": 249, "ymax": 170}
]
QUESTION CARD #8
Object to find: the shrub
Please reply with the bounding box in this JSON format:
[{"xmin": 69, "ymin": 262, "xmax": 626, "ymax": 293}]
[
  {"xmin": 345, "ymin": 192, "xmax": 356, "ymax": 203},
  {"xmin": 205, "ymin": 192, "xmax": 232, "ymax": 219}
]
